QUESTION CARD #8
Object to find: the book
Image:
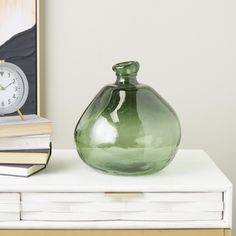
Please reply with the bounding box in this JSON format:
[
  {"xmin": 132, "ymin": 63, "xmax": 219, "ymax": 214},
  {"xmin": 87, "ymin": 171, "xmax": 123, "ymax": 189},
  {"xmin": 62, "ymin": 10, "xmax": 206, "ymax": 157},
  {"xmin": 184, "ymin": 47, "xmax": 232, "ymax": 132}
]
[
  {"xmin": 0, "ymin": 164, "xmax": 45, "ymax": 177},
  {"xmin": 0, "ymin": 148, "xmax": 51, "ymax": 165},
  {"xmin": 0, "ymin": 135, "xmax": 51, "ymax": 150},
  {"xmin": 0, "ymin": 115, "xmax": 52, "ymax": 137}
]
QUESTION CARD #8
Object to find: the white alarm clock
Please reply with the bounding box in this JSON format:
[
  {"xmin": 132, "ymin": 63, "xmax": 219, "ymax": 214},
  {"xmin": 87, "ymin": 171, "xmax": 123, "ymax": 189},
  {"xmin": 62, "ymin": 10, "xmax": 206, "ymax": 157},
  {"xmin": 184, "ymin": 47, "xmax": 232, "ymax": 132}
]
[{"xmin": 0, "ymin": 60, "xmax": 29, "ymax": 115}]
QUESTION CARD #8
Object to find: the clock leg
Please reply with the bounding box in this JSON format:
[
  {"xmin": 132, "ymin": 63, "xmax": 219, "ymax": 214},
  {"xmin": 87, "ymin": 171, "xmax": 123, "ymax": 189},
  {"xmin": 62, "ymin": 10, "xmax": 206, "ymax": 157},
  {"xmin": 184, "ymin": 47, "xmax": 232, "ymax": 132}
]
[{"xmin": 17, "ymin": 110, "xmax": 24, "ymax": 120}]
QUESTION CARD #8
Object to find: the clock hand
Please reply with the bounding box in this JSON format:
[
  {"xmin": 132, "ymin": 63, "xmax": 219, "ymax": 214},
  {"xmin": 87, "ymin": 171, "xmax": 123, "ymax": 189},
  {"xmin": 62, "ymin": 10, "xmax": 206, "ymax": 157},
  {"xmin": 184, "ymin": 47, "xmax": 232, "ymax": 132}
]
[
  {"xmin": 0, "ymin": 84, "xmax": 4, "ymax": 90},
  {"xmin": 3, "ymin": 82, "xmax": 14, "ymax": 89}
]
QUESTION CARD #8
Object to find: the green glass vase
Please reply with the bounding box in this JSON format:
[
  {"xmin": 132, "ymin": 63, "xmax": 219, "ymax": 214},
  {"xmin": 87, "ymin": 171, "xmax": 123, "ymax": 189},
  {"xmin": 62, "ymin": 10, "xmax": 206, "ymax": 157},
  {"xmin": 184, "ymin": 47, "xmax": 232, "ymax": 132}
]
[{"xmin": 74, "ymin": 61, "xmax": 181, "ymax": 176}]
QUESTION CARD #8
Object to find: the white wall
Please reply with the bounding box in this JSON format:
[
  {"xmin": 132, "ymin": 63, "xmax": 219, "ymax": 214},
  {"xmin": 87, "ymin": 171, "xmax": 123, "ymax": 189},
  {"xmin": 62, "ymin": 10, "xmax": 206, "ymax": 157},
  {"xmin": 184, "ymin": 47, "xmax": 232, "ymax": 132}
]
[{"xmin": 41, "ymin": 0, "xmax": 236, "ymax": 231}]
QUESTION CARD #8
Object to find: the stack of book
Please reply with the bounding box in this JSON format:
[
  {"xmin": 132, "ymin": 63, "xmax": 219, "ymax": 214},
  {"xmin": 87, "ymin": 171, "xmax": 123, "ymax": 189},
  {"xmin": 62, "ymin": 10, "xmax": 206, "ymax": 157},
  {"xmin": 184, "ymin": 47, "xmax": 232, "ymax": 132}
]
[{"xmin": 0, "ymin": 115, "xmax": 52, "ymax": 177}]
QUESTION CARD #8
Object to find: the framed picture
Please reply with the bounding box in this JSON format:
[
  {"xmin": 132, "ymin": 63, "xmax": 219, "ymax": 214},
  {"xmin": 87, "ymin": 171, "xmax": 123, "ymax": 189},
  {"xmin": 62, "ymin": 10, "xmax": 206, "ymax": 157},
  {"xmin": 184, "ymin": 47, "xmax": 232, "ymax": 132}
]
[{"xmin": 0, "ymin": 0, "xmax": 40, "ymax": 115}]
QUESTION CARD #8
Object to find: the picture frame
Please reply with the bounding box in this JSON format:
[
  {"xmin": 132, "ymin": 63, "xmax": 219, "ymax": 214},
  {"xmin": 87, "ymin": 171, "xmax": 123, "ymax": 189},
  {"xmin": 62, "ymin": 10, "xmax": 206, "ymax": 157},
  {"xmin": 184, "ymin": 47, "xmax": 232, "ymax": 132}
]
[{"xmin": 0, "ymin": 0, "xmax": 41, "ymax": 115}]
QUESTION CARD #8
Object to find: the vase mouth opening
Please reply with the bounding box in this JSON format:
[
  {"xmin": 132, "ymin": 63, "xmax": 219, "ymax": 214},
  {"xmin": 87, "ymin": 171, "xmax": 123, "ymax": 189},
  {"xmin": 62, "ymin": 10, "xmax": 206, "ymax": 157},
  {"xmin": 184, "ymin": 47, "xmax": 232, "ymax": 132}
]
[{"xmin": 112, "ymin": 61, "xmax": 140, "ymax": 77}]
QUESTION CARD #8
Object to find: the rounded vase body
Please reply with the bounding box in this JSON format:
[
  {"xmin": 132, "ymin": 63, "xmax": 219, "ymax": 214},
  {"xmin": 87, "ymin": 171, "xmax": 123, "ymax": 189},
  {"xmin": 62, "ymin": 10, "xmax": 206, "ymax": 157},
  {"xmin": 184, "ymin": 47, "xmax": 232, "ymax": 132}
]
[{"xmin": 74, "ymin": 61, "xmax": 181, "ymax": 175}]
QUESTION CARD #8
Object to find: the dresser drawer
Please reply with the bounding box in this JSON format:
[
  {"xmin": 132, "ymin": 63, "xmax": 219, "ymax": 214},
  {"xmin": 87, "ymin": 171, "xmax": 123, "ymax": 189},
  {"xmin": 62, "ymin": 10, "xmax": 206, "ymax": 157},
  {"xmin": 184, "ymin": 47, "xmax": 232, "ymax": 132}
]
[
  {"xmin": 21, "ymin": 192, "xmax": 223, "ymax": 221},
  {"xmin": 0, "ymin": 193, "xmax": 20, "ymax": 221}
]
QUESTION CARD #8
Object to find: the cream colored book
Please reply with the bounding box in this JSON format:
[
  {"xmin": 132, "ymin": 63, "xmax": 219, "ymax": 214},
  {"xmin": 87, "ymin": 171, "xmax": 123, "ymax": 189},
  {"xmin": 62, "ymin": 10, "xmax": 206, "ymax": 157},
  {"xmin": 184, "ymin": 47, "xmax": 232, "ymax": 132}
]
[
  {"xmin": 0, "ymin": 149, "xmax": 51, "ymax": 164},
  {"xmin": 0, "ymin": 115, "xmax": 52, "ymax": 137}
]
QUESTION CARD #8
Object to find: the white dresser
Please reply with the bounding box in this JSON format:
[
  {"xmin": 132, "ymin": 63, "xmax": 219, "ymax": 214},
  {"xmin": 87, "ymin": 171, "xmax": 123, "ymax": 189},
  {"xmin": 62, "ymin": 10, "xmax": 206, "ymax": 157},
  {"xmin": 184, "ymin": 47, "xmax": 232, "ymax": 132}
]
[{"xmin": 0, "ymin": 149, "xmax": 232, "ymax": 236}]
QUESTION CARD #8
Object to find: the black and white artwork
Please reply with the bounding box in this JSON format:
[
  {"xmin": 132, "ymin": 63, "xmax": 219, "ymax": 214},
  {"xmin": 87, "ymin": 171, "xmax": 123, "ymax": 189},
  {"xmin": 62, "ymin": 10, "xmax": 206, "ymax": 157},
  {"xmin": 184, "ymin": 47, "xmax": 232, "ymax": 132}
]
[{"xmin": 0, "ymin": 0, "xmax": 38, "ymax": 115}]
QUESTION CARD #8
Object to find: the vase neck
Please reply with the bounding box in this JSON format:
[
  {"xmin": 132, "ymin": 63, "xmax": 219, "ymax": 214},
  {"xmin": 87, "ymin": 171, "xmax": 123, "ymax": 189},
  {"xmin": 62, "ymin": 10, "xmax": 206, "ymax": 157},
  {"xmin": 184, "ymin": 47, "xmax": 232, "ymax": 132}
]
[
  {"xmin": 115, "ymin": 74, "xmax": 138, "ymax": 86},
  {"xmin": 112, "ymin": 61, "xmax": 140, "ymax": 86}
]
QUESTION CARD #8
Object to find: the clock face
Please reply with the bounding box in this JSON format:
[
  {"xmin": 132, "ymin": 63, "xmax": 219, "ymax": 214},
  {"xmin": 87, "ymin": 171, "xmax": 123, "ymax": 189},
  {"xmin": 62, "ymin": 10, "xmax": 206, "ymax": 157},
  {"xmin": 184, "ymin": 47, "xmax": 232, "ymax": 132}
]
[{"xmin": 0, "ymin": 62, "xmax": 29, "ymax": 115}]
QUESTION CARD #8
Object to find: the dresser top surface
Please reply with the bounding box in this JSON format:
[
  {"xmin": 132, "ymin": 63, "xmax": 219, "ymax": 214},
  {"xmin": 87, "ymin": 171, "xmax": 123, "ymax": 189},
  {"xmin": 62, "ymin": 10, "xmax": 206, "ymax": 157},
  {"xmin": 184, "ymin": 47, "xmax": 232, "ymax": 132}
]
[{"xmin": 0, "ymin": 149, "xmax": 231, "ymax": 192}]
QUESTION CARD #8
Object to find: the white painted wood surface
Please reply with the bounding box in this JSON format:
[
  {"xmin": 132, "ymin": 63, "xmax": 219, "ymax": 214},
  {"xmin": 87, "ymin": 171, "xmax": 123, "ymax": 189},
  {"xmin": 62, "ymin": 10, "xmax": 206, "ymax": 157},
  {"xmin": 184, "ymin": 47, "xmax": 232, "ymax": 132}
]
[
  {"xmin": 0, "ymin": 149, "xmax": 232, "ymax": 229},
  {"xmin": 0, "ymin": 193, "xmax": 20, "ymax": 221},
  {"xmin": 0, "ymin": 149, "xmax": 231, "ymax": 192}
]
